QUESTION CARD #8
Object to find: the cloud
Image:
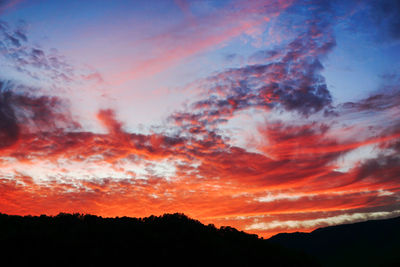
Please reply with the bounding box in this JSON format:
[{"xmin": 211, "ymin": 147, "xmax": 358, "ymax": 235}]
[
  {"xmin": 245, "ymin": 210, "xmax": 400, "ymax": 231},
  {"xmin": 0, "ymin": 20, "xmax": 104, "ymax": 89},
  {"xmin": 369, "ymin": 0, "xmax": 400, "ymax": 41},
  {"xmin": 169, "ymin": 3, "xmax": 337, "ymax": 135},
  {"xmin": 0, "ymin": 81, "xmax": 19, "ymax": 148},
  {"xmin": 111, "ymin": 0, "xmax": 293, "ymax": 84},
  {"xmin": 0, "ymin": 80, "xmax": 79, "ymax": 149},
  {"xmin": 0, "ymin": 0, "xmax": 23, "ymax": 15},
  {"xmin": 0, "ymin": 19, "xmax": 27, "ymax": 47},
  {"xmin": 341, "ymin": 89, "xmax": 400, "ymax": 112}
]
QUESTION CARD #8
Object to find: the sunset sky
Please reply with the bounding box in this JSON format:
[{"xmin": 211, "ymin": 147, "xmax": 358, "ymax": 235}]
[{"xmin": 0, "ymin": 0, "xmax": 399, "ymax": 238}]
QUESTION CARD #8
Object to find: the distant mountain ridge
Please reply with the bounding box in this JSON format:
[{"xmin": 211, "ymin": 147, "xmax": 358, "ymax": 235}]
[{"xmin": 268, "ymin": 216, "xmax": 400, "ymax": 267}]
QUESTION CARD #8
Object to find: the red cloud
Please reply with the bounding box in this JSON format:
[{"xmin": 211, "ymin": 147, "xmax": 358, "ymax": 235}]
[{"xmin": 2, "ymin": 90, "xmax": 400, "ymax": 238}]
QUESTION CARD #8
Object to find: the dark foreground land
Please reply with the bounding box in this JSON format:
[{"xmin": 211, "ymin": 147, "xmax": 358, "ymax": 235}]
[
  {"xmin": 0, "ymin": 212, "xmax": 316, "ymax": 266},
  {"xmin": 0, "ymin": 213, "xmax": 399, "ymax": 266}
]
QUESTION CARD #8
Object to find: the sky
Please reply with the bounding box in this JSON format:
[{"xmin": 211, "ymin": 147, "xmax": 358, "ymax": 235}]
[{"xmin": 0, "ymin": 0, "xmax": 399, "ymax": 238}]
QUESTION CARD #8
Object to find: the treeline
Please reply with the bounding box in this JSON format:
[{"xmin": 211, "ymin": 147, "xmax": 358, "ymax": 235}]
[{"xmin": 0, "ymin": 212, "xmax": 318, "ymax": 266}]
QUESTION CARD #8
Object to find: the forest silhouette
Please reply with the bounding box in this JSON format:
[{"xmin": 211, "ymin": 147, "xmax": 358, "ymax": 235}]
[{"xmin": 0, "ymin": 212, "xmax": 317, "ymax": 266}]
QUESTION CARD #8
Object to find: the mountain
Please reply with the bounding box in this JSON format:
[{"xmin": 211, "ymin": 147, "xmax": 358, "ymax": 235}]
[
  {"xmin": 268, "ymin": 216, "xmax": 400, "ymax": 267},
  {"xmin": 0, "ymin": 212, "xmax": 318, "ymax": 267}
]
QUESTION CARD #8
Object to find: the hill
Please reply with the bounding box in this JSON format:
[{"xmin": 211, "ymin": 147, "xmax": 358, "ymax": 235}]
[
  {"xmin": 268, "ymin": 216, "xmax": 400, "ymax": 267},
  {"xmin": 0, "ymin": 212, "xmax": 318, "ymax": 267}
]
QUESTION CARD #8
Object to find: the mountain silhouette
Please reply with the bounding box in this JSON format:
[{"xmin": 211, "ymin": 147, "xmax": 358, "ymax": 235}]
[
  {"xmin": 268, "ymin": 216, "xmax": 400, "ymax": 267},
  {"xmin": 0, "ymin": 212, "xmax": 318, "ymax": 267}
]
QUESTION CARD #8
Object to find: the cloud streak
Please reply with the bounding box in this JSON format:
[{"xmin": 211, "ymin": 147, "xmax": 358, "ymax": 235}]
[{"xmin": 110, "ymin": 0, "xmax": 293, "ymax": 84}]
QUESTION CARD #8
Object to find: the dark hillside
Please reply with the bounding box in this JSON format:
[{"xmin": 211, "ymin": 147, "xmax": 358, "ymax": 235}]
[
  {"xmin": 0, "ymin": 212, "xmax": 318, "ymax": 267},
  {"xmin": 269, "ymin": 216, "xmax": 400, "ymax": 267}
]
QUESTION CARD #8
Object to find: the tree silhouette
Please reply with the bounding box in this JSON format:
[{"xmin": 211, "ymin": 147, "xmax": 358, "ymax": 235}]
[{"xmin": 0, "ymin": 212, "xmax": 318, "ymax": 266}]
